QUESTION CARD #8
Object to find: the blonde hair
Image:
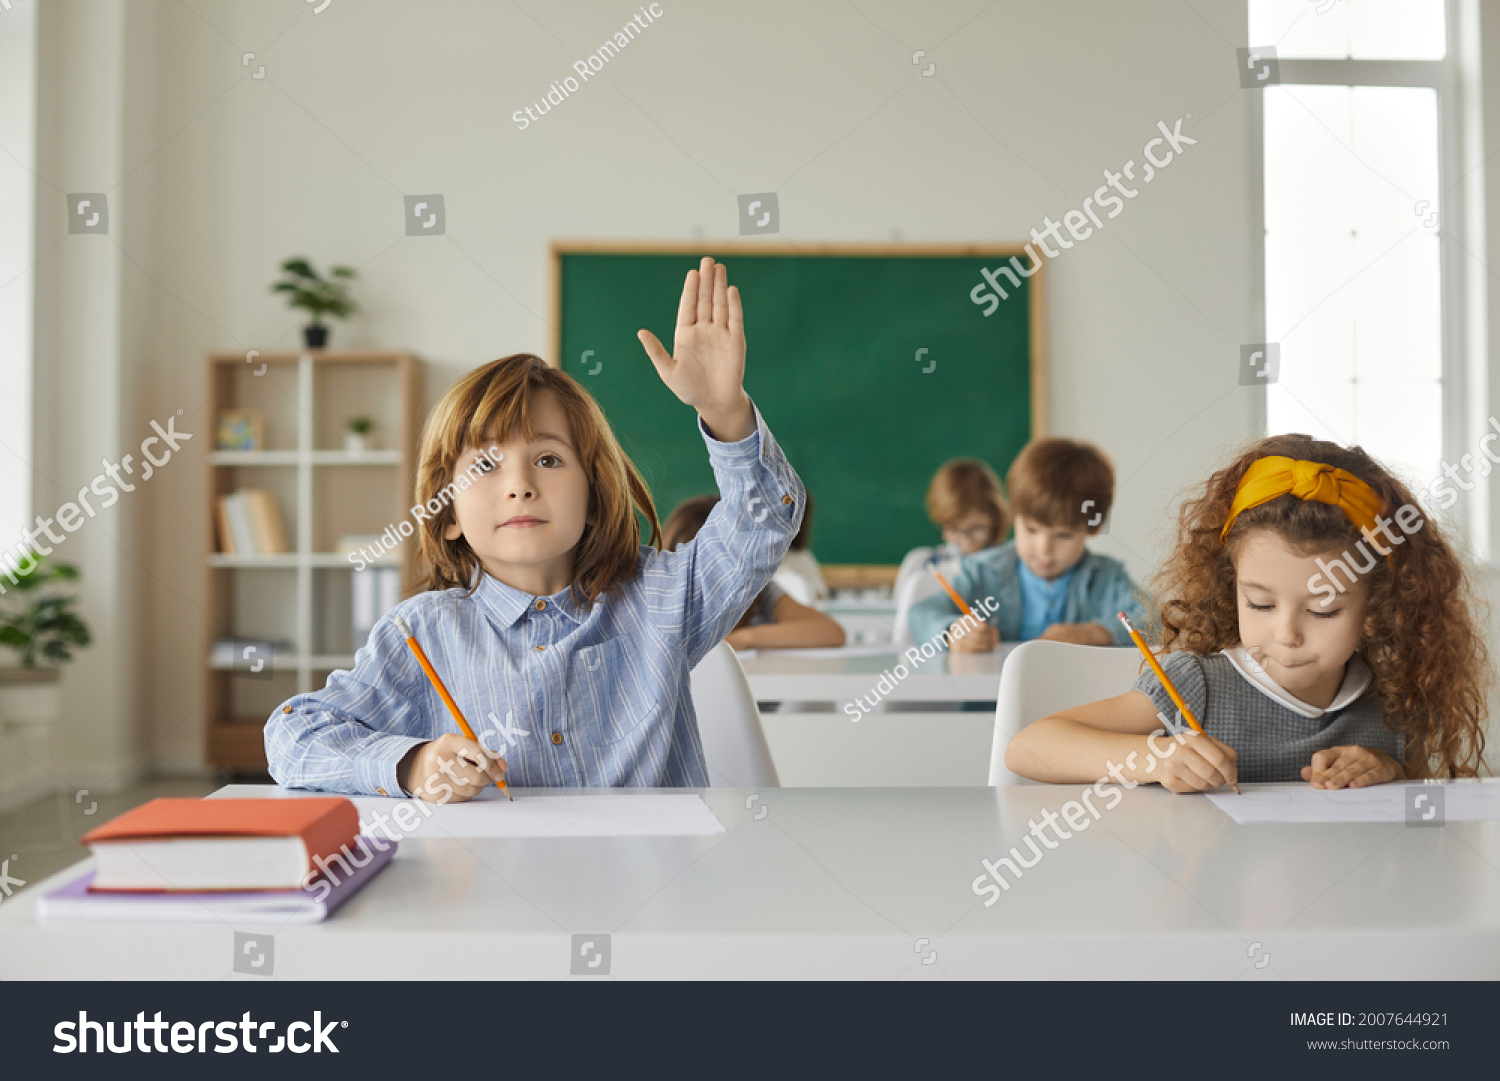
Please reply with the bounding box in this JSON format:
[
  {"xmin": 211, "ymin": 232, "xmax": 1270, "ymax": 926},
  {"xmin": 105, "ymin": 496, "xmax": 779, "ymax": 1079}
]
[
  {"xmin": 926, "ymin": 458, "xmax": 1008, "ymax": 545},
  {"xmin": 412, "ymin": 354, "xmax": 661, "ymax": 609}
]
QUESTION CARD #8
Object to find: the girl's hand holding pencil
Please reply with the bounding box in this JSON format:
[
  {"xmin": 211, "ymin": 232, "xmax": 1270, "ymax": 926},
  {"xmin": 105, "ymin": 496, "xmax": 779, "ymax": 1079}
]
[
  {"xmin": 637, "ymin": 256, "xmax": 754, "ymax": 443},
  {"xmin": 1118, "ymin": 612, "xmax": 1240, "ymax": 794}
]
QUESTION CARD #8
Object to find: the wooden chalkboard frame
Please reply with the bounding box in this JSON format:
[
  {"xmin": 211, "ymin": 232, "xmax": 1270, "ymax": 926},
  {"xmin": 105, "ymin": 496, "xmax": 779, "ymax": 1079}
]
[{"xmin": 547, "ymin": 241, "xmax": 1047, "ymax": 586}]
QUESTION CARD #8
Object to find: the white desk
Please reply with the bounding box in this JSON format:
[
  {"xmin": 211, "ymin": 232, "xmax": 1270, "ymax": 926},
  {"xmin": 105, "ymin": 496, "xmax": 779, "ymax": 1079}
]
[
  {"xmin": 738, "ymin": 646, "xmax": 1010, "ymax": 702},
  {"xmin": 3, "ymin": 784, "xmax": 1496, "ymax": 980},
  {"xmin": 816, "ymin": 597, "xmax": 897, "ymax": 645},
  {"xmin": 740, "ymin": 647, "xmax": 1013, "ymax": 787}
]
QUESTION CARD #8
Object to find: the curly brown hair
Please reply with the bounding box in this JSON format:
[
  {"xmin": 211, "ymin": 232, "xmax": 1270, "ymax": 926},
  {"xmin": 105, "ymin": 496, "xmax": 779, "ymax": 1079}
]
[
  {"xmin": 1150, "ymin": 432, "xmax": 1489, "ymax": 779},
  {"xmin": 412, "ymin": 353, "xmax": 661, "ymax": 609}
]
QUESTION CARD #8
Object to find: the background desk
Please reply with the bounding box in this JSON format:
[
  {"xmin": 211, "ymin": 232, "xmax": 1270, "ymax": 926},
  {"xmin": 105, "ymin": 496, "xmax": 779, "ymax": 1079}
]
[
  {"xmin": 740, "ymin": 647, "xmax": 1013, "ymax": 786},
  {"xmin": 816, "ymin": 595, "xmax": 899, "ymax": 645},
  {"xmin": 4, "ymin": 785, "xmax": 1495, "ymax": 980}
]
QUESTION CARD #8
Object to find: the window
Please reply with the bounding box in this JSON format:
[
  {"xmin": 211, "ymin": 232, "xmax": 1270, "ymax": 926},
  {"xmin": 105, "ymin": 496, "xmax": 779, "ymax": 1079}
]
[{"xmin": 1250, "ymin": 0, "xmax": 1485, "ymax": 548}]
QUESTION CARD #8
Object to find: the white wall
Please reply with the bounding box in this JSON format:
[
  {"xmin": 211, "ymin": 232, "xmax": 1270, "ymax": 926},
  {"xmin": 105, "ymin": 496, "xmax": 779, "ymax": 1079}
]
[
  {"xmin": 47, "ymin": 0, "xmax": 1498, "ymax": 778},
  {"xmin": 0, "ymin": 0, "xmax": 36, "ymax": 556}
]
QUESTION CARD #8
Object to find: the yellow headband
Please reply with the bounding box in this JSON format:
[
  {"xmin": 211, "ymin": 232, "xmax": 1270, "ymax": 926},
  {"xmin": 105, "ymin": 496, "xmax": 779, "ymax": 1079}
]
[{"xmin": 1220, "ymin": 456, "xmax": 1383, "ymax": 543}]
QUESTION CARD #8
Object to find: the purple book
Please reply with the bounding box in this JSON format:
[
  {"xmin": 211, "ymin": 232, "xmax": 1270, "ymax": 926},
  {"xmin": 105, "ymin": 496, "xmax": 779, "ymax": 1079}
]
[{"xmin": 37, "ymin": 835, "xmax": 396, "ymax": 924}]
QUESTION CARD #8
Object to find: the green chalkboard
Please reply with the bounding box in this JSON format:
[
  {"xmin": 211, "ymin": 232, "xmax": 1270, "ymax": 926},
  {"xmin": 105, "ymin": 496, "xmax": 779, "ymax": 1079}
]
[{"xmin": 551, "ymin": 244, "xmax": 1044, "ymax": 566}]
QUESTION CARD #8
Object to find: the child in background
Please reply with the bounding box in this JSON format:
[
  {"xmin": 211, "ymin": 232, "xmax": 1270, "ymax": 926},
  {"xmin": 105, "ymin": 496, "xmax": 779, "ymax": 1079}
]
[
  {"xmin": 908, "ymin": 438, "xmax": 1145, "ymax": 652},
  {"xmin": 265, "ymin": 257, "xmax": 805, "ymax": 798},
  {"xmin": 776, "ymin": 491, "xmax": 830, "ymax": 602},
  {"xmin": 1006, "ymin": 434, "xmax": 1490, "ymax": 789},
  {"xmin": 664, "ymin": 494, "xmax": 845, "ymax": 649},
  {"xmin": 893, "ymin": 458, "xmax": 1008, "ymax": 633},
  {"xmin": 914, "ymin": 458, "xmax": 1009, "ymax": 568}
]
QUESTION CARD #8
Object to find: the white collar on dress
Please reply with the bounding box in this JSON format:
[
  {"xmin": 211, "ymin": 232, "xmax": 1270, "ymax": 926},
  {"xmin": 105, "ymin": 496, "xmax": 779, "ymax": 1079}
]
[{"xmin": 1222, "ymin": 645, "xmax": 1372, "ymax": 718}]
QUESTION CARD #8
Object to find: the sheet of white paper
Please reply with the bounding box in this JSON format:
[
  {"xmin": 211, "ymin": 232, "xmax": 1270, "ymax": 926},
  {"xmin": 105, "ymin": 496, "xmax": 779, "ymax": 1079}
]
[
  {"xmin": 1205, "ymin": 782, "xmax": 1500, "ymax": 825},
  {"xmin": 346, "ymin": 792, "xmax": 727, "ymax": 838}
]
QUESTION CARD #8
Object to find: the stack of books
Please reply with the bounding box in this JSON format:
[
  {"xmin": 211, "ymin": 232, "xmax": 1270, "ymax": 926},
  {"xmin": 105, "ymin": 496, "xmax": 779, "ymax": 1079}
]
[
  {"xmin": 38, "ymin": 797, "xmax": 394, "ymax": 924},
  {"xmin": 216, "ymin": 489, "xmax": 289, "ymax": 556}
]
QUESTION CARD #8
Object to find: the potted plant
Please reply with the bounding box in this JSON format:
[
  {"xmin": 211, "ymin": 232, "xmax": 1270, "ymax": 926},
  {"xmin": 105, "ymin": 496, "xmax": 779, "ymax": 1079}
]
[
  {"xmin": 0, "ymin": 549, "xmax": 91, "ymax": 727},
  {"xmin": 344, "ymin": 415, "xmax": 377, "ymax": 453},
  {"xmin": 270, "ymin": 257, "xmax": 359, "ymax": 349}
]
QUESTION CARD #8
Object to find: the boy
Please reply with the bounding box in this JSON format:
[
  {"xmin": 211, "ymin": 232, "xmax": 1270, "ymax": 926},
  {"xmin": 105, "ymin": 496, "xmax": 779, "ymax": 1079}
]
[{"xmin": 907, "ymin": 438, "xmax": 1147, "ymax": 652}]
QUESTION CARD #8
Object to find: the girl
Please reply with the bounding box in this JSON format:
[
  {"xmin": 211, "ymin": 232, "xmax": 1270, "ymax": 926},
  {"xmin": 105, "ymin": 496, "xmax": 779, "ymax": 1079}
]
[
  {"xmin": 662, "ymin": 494, "xmax": 844, "ymax": 649},
  {"xmin": 265, "ymin": 257, "xmax": 805, "ymax": 799},
  {"xmin": 1005, "ymin": 433, "xmax": 1489, "ymax": 791}
]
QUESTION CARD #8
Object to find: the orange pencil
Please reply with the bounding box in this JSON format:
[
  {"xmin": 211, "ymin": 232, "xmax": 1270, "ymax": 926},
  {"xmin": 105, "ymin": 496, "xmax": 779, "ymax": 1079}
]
[
  {"xmin": 932, "ymin": 570, "xmax": 975, "ymax": 618},
  {"xmin": 1117, "ymin": 612, "xmax": 1240, "ymax": 794},
  {"xmin": 393, "ymin": 615, "xmax": 511, "ymax": 800}
]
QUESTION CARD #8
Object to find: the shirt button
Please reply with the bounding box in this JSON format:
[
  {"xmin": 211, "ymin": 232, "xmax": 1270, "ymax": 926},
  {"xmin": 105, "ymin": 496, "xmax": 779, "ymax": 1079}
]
[
  {"xmin": 535, "ymin": 599, "xmax": 546, "ymax": 611},
  {"xmin": 281, "ymin": 705, "xmax": 293, "ymax": 713},
  {"xmin": 376, "ymin": 787, "xmax": 388, "ymax": 797},
  {"xmin": 535, "ymin": 644, "xmax": 547, "ymax": 652},
  {"xmin": 551, "ymin": 732, "xmax": 563, "ymax": 745},
  {"xmin": 782, "ymin": 494, "xmax": 793, "ymax": 505}
]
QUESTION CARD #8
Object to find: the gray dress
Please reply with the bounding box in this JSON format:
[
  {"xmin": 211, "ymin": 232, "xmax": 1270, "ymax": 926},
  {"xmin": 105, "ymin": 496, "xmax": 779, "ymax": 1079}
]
[{"xmin": 1132, "ymin": 648, "xmax": 1403, "ymax": 783}]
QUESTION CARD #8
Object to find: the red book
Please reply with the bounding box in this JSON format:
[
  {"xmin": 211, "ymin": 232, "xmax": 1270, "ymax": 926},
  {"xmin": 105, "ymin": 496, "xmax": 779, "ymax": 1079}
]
[{"xmin": 80, "ymin": 798, "xmax": 361, "ymax": 892}]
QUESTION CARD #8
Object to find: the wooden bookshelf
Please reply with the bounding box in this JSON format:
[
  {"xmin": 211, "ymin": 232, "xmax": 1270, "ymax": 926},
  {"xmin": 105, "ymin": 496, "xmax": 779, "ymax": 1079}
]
[{"xmin": 204, "ymin": 351, "xmax": 423, "ymax": 771}]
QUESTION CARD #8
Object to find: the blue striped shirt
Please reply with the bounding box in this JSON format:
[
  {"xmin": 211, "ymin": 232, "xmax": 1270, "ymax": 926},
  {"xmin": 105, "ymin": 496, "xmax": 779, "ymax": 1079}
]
[{"xmin": 264, "ymin": 400, "xmax": 804, "ymax": 794}]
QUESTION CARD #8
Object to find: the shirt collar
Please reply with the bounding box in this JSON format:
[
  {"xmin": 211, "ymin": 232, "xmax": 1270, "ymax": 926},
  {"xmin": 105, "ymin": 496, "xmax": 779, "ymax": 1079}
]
[
  {"xmin": 1222, "ymin": 644, "xmax": 1372, "ymax": 718},
  {"xmin": 469, "ymin": 563, "xmax": 590, "ymax": 630}
]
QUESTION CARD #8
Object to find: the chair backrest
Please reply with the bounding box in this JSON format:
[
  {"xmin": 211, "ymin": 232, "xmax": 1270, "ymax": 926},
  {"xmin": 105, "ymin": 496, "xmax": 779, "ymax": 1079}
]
[
  {"xmin": 891, "ymin": 570, "xmax": 944, "ymax": 645},
  {"xmin": 690, "ymin": 640, "xmax": 780, "ymax": 787},
  {"xmin": 989, "ymin": 640, "xmax": 1144, "ymax": 785},
  {"xmin": 772, "ymin": 569, "xmax": 814, "ymax": 606},
  {"xmin": 777, "ymin": 550, "xmax": 830, "ymax": 602},
  {"xmin": 891, "ymin": 546, "xmax": 940, "ymax": 645},
  {"xmin": 892, "ymin": 546, "xmax": 936, "ymax": 602}
]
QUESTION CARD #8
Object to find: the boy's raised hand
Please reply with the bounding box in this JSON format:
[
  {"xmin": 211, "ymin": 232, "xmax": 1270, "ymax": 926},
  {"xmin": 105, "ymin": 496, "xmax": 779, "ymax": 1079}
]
[{"xmin": 638, "ymin": 256, "xmax": 753, "ymax": 442}]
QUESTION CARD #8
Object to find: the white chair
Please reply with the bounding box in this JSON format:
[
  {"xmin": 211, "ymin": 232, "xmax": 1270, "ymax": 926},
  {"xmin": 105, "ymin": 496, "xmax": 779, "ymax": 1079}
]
[
  {"xmin": 777, "ymin": 549, "xmax": 829, "ymax": 602},
  {"xmin": 891, "ymin": 546, "xmax": 937, "ymax": 605},
  {"xmin": 772, "ymin": 569, "xmax": 814, "ymax": 606},
  {"xmin": 891, "ymin": 568, "xmax": 944, "ymax": 645},
  {"xmin": 891, "ymin": 545, "xmax": 961, "ymax": 644},
  {"xmin": 690, "ymin": 640, "xmax": 780, "ymax": 787},
  {"xmin": 989, "ymin": 640, "xmax": 1144, "ymax": 785}
]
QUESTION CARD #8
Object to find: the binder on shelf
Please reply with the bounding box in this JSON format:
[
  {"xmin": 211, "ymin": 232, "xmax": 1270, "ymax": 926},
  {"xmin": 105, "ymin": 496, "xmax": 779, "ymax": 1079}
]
[
  {"xmin": 214, "ymin": 490, "xmax": 290, "ymax": 556},
  {"xmin": 216, "ymin": 497, "xmax": 237, "ymax": 556},
  {"xmin": 352, "ymin": 566, "xmax": 402, "ymax": 651}
]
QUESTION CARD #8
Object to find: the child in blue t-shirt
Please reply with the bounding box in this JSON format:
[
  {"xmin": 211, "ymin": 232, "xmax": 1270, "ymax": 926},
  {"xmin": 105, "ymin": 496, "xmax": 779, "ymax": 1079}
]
[{"xmin": 908, "ymin": 438, "xmax": 1147, "ymax": 652}]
